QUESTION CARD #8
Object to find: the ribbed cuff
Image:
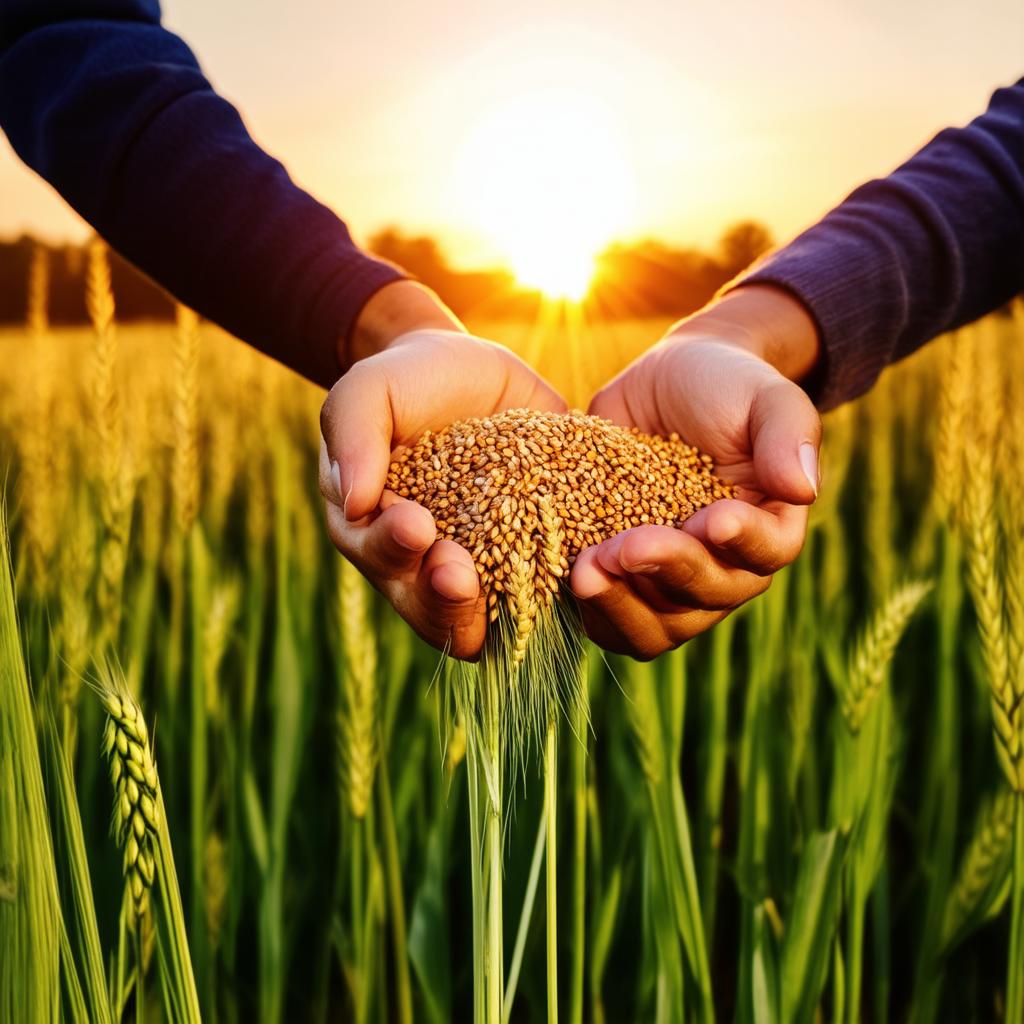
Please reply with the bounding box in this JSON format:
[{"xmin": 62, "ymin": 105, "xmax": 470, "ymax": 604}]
[
  {"xmin": 299, "ymin": 253, "xmax": 406, "ymax": 389},
  {"xmin": 735, "ymin": 226, "xmax": 907, "ymax": 411}
]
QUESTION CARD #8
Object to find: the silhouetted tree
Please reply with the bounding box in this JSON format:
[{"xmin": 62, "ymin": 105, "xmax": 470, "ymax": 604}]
[{"xmin": 716, "ymin": 220, "xmax": 774, "ymax": 281}]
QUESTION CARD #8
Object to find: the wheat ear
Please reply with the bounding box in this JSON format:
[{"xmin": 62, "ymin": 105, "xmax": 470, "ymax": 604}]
[
  {"xmin": 99, "ymin": 685, "xmax": 160, "ymax": 926},
  {"xmin": 943, "ymin": 788, "xmax": 1015, "ymax": 944},
  {"xmin": 841, "ymin": 578, "xmax": 933, "ymax": 733}
]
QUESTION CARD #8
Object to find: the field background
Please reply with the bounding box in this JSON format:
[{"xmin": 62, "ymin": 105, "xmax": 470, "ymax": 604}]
[{"xmin": 2, "ymin": 293, "xmax": 1023, "ymax": 1022}]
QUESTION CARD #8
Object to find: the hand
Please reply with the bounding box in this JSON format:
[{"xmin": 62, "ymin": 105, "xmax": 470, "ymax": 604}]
[
  {"xmin": 320, "ymin": 282, "xmax": 566, "ymax": 659},
  {"xmin": 572, "ymin": 285, "xmax": 823, "ymax": 659}
]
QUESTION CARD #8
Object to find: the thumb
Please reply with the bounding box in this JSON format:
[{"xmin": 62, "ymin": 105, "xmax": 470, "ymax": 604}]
[
  {"xmin": 320, "ymin": 361, "xmax": 395, "ymax": 521},
  {"xmin": 748, "ymin": 376, "xmax": 821, "ymax": 504}
]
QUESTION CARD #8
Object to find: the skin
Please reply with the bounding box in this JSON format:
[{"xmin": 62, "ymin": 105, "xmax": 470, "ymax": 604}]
[
  {"xmin": 320, "ymin": 279, "xmax": 822, "ymax": 661},
  {"xmin": 572, "ymin": 285, "xmax": 823, "ymax": 659},
  {"xmin": 320, "ymin": 280, "xmax": 565, "ymax": 659}
]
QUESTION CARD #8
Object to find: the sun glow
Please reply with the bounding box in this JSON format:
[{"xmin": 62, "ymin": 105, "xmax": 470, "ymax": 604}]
[{"xmin": 455, "ymin": 89, "xmax": 635, "ymax": 299}]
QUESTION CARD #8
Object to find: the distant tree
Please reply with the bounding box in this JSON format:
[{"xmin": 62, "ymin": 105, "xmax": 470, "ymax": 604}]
[
  {"xmin": 590, "ymin": 240, "xmax": 722, "ymax": 319},
  {"xmin": 716, "ymin": 220, "xmax": 774, "ymax": 281},
  {"xmin": 368, "ymin": 227, "xmax": 518, "ymax": 320}
]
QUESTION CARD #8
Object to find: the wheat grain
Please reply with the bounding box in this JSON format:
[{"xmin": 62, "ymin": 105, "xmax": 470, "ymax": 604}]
[{"xmin": 387, "ymin": 409, "xmax": 733, "ymax": 624}]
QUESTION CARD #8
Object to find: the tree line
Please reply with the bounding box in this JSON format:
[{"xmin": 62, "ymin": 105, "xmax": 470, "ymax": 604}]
[{"xmin": 0, "ymin": 221, "xmax": 773, "ymax": 325}]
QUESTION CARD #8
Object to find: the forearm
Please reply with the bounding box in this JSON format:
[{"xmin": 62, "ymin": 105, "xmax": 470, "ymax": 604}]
[
  {"xmin": 735, "ymin": 79, "xmax": 1024, "ymax": 409},
  {"xmin": 664, "ymin": 285, "xmax": 821, "ymax": 385},
  {"xmin": 0, "ymin": 1, "xmax": 404, "ymax": 388},
  {"xmin": 347, "ymin": 281, "xmax": 464, "ymax": 367}
]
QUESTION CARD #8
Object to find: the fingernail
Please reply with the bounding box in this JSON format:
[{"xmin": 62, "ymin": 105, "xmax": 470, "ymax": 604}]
[
  {"xmin": 623, "ymin": 562, "xmax": 659, "ymax": 575},
  {"xmin": 799, "ymin": 442, "xmax": 819, "ymax": 497},
  {"xmin": 572, "ymin": 575, "xmax": 612, "ymax": 600},
  {"xmin": 329, "ymin": 461, "xmax": 343, "ymax": 504},
  {"xmin": 339, "ymin": 464, "xmax": 355, "ymax": 520}
]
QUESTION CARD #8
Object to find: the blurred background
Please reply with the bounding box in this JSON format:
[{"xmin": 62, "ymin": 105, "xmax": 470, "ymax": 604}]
[{"xmin": 2, "ymin": 0, "xmax": 1021, "ymax": 334}]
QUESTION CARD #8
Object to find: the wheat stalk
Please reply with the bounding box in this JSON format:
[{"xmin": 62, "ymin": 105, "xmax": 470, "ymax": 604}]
[
  {"xmin": 99, "ymin": 683, "xmax": 160, "ymax": 927},
  {"xmin": 934, "ymin": 333, "xmax": 970, "ymax": 523},
  {"xmin": 507, "ymin": 542, "xmax": 538, "ymax": 668},
  {"xmin": 172, "ymin": 304, "xmax": 201, "ymax": 534},
  {"xmin": 87, "ymin": 241, "xmax": 133, "ymax": 640},
  {"xmin": 338, "ymin": 559, "xmax": 378, "ymax": 819},
  {"xmin": 841, "ymin": 578, "xmax": 933, "ymax": 733},
  {"xmin": 942, "ymin": 788, "xmax": 1015, "ymax": 945},
  {"xmin": 203, "ymin": 578, "xmax": 240, "ymax": 721},
  {"xmin": 19, "ymin": 246, "xmax": 57, "ymax": 593},
  {"xmin": 960, "ymin": 355, "xmax": 1021, "ymax": 790}
]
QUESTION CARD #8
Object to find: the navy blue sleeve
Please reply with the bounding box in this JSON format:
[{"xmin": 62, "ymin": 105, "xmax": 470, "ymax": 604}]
[
  {"xmin": 0, "ymin": 0, "xmax": 404, "ymax": 387},
  {"xmin": 738, "ymin": 79, "xmax": 1024, "ymax": 410}
]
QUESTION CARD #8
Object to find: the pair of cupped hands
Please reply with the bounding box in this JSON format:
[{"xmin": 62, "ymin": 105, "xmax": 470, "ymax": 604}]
[{"xmin": 319, "ymin": 279, "xmax": 823, "ymax": 661}]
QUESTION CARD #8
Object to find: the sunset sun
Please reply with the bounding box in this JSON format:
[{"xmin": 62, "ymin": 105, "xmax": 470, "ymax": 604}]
[{"xmin": 455, "ymin": 89, "xmax": 635, "ymax": 299}]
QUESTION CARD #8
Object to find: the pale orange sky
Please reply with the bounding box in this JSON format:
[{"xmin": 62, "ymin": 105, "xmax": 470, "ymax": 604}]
[{"xmin": 1, "ymin": 0, "xmax": 1021, "ymax": 272}]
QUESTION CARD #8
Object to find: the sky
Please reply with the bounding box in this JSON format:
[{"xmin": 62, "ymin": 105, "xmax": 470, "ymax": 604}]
[{"xmin": 1, "ymin": 0, "xmax": 1021, "ymax": 277}]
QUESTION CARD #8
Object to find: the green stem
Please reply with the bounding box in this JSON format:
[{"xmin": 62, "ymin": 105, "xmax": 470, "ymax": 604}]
[
  {"xmin": 134, "ymin": 926, "xmax": 145, "ymax": 1024},
  {"xmin": 1007, "ymin": 794, "xmax": 1024, "ymax": 1023},
  {"xmin": 569, "ymin": 694, "xmax": 587, "ymax": 1024},
  {"xmin": 545, "ymin": 716, "xmax": 559, "ymax": 1024},
  {"xmin": 188, "ymin": 527, "xmax": 209, "ymax": 1011},
  {"xmin": 481, "ymin": 664, "xmax": 504, "ymax": 1024},
  {"xmin": 378, "ymin": 758, "xmax": 413, "ymax": 1024},
  {"xmin": 845, "ymin": 879, "xmax": 865, "ymax": 1024},
  {"xmin": 467, "ymin": 735, "xmax": 485, "ymax": 1024},
  {"xmin": 351, "ymin": 817, "xmax": 366, "ymax": 1024},
  {"xmin": 503, "ymin": 806, "xmax": 547, "ymax": 1021}
]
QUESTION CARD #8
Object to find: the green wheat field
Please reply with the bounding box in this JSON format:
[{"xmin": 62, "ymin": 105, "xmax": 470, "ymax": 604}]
[{"xmin": 2, "ymin": 248, "xmax": 1024, "ymax": 1022}]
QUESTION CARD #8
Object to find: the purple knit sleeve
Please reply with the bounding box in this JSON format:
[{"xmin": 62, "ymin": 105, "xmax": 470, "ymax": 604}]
[
  {"xmin": 738, "ymin": 79, "xmax": 1024, "ymax": 410},
  {"xmin": 0, "ymin": 1, "xmax": 405, "ymax": 388}
]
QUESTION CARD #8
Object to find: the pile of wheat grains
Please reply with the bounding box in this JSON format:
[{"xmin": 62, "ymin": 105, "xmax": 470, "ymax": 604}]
[{"xmin": 386, "ymin": 409, "xmax": 735, "ymax": 620}]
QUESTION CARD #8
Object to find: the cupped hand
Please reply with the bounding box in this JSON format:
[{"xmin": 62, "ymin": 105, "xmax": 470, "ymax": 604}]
[
  {"xmin": 572, "ymin": 287, "xmax": 822, "ymax": 659},
  {"xmin": 320, "ymin": 326, "xmax": 566, "ymax": 659}
]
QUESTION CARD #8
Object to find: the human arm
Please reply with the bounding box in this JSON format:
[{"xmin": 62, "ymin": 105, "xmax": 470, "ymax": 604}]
[
  {"xmin": 319, "ymin": 294, "xmax": 567, "ymax": 658},
  {"xmin": 573, "ymin": 286, "xmax": 820, "ymax": 658},
  {"xmin": 741, "ymin": 77, "xmax": 1024, "ymax": 410},
  {"xmin": 575, "ymin": 78, "xmax": 1024, "ymax": 658},
  {"xmin": 0, "ymin": 0, "xmax": 402, "ymax": 386}
]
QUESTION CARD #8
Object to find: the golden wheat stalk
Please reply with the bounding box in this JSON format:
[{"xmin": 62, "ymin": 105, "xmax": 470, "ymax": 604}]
[
  {"xmin": 172, "ymin": 304, "xmax": 201, "ymax": 534},
  {"xmin": 18, "ymin": 246, "xmax": 58, "ymax": 593},
  {"xmin": 960, "ymin": 353, "xmax": 1021, "ymax": 790},
  {"xmin": 841, "ymin": 578, "xmax": 933, "ymax": 733},
  {"xmin": 934, "ymin": 332, "xmax": 970, "ymax": 523}
]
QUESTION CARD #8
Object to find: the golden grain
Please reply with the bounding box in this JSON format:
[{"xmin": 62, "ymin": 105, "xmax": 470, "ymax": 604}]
[{"xmin": 387, "ymin": 409, "xmax": 733, "ymax": 620}]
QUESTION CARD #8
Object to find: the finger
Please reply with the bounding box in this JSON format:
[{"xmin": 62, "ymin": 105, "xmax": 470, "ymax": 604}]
[
  {"xmin": 418, "ymin": 540, "xmax": 487, "ymax": 659},
  {"xmin": 604, "ymin": 526, "xmax": 772, "ymax": 609},
  {"xmin": 324, "ymin": 498, "xmax": 435, "ymax": 578},
  {"xmin": 748, "ymin": 377, "xmax": 822, "ymax": 504},
  {"xmin": 320, "ymin": 361, "xmax": 394, "ymax": 521},
  {"xmin": 683, "ymin": 498, "xmax": 809, "ymax": 575},
  {"xmin": 513, "ymin": 363, "xmax": 570, "ymax": 416},
  {"xmin": 571, "ymin": 547, "xmax": 675, "ymax": 660}
]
